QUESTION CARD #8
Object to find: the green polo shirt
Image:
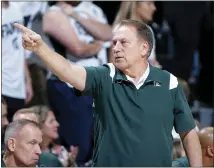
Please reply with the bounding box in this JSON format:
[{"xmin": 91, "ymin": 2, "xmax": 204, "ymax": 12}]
[
  {"xmin": 75, "ymin": 63, "xmax": 195, "ymax": 167},
  {"xmin": 172, "ymin": 157, "xmax": 190, "ymax": 167}
]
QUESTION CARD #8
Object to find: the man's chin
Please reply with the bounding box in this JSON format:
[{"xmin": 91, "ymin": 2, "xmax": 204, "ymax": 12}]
[{"xmin": 114, "ymin": 62, "xmax": 128, "ymax": 71}]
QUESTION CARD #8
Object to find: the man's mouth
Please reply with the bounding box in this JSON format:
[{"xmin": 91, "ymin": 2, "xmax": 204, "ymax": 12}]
[{"xmin": 115, "ymin": 56, "xmax": 123, "ymax": 59}]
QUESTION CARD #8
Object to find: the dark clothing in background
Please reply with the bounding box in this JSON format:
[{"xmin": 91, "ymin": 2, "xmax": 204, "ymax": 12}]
[
  {"xmin": 197, "ymin": 2, "xmax": 213, "ymax": 107},
  {"xmin": 163, "ymin": 2, "xmax": 207, "ymax": 81},
  {"xmin": 2, "ymin": 95, "xmax": 24, "ymax": 122}
]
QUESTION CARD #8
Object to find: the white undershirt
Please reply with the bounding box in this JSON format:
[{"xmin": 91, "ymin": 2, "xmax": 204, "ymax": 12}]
[{"xmin": 126, "ymin": 63, "xmax": 150, "ymax": 90}]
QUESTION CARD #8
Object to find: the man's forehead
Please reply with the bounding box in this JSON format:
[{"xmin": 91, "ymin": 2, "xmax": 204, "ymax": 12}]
[
  {"xmin": 113, "ymin": 25, "xmax": 137, "ymax": 40},
  {"xmin": 18, "ymin": 124, "xmax": 42, "ymax": 141}
]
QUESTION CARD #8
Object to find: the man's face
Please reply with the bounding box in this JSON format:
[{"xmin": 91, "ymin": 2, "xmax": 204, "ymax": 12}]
[
  {"xmin": 1, "ymin": 103, "xmax": 8, "ymax": 128},
  {"xmin": 112, "ymin": 25, "xmax": 148, "ymax": 71},
  {"xmin": 13, "ymin": 125, "xmax": 42, "ymax": 166}
]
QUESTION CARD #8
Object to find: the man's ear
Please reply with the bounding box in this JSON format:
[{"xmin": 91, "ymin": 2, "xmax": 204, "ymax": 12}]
[
  {"xmin": 140, "ymin": 41, "xmax": 149, "ymax": 58},
  {"xmin": 7, "ymin": 138, "xmax": 16, "ymax": 152},
  {"xmin": 207, "ymin": 145, "xmax": 214, "ymax": 157}
]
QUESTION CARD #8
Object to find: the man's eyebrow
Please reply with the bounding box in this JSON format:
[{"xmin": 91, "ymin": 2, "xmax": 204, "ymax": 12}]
[{"xmin": 113, "ymin": 37, "xmax": 128, "ymax": 42}]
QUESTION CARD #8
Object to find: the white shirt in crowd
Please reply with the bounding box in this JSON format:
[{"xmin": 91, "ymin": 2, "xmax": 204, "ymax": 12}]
[
  {"xmin": 49, "ymin": 2, "xmax": 110, "ymax": 68},
  {"xmin": 2, "ymin": 2, "xmax": 25, "ymax": 99}
]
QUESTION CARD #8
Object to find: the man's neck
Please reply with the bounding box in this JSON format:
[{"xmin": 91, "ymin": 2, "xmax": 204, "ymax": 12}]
[
  {"xmin": 123, "ymin": 61, "xmax": 148, "ymax": 83},
  {"xmin": 4, "ymin": 155, "xmax": 24, "ymax": 167},
  {"xmin": 1, "ymin": 1, "xmax": 9, "ymax": 8}
]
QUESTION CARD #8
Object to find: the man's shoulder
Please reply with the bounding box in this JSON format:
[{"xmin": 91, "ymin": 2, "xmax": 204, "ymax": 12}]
[
  {"xmin": 86, "ymin": 64, "xmax": 113, "ymax": 75},
  {"xmin": 172, "ymin": 157, "xmax": 190, "ymax": 167},
  {"xmin": 150, "ymin": 66, "xmax": 178, "ymax": 90}
]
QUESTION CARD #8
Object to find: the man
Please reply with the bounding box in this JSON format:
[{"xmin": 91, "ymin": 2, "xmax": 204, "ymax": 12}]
[
  {"xmin": 13, "ymin": 108, "xmax": 39, "ymax": 123},
  {"xmin": 172, "ymin": 127, "xmax": 214, "ymax": 167},
  {"xmin": 14, "ymin": 19, "xmax": 202, "ymax": 166},
  {"xmin": 2, "ymin": 120, "xmax": 42, "ymax": 167},
  {"xmin": 2, "ymin": 1, "xmax": 33, "ymax": 122},
  {"xmin": 11, "ymin": 107, "xmax": 66, "ymax": 167}
]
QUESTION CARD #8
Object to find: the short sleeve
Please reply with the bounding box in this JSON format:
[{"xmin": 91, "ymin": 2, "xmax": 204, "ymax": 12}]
[
  {"xmin": 173, "ymin": 84, "xmax": 195, "ymax": 133},
  {"xmin": 74, "ymin": 65, "xmax": 111, "ymax": 97}
]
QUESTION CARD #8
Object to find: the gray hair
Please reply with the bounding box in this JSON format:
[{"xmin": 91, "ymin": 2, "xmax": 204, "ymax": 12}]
[{"xmin": 4, "ymin": 120, "xmax": 41, "ymax": 147}]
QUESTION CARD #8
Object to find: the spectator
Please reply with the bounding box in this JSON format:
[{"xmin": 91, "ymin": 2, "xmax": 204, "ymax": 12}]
[
  {"xmin": 12, "ymin": 1, "xmax": 50, "ymax": 107},
  {"xmin": 163, "ymin": 2, "xmax": 207, "ymax": 81},
  {"xmin": 1, "ymin": 97, "xmax": 9, "ymax": 153},
  {"xmin": 2, "ymin": 1, "xmax": 33, "ymax": 122},
  {"xmin": 2, "ymin": 120, "xmax": 42, "ymax": 167},
  {"xmin": 43, "ymin": 1, "xmax": 110, "ymax": 165},
  {"xmin": 12, "ymin": 107, "xmax": 64, "ymax": 167},
  {"xmin": 31, "ymin": 105, "xmax": 78, "ymax": 167},
  {"xmin": 1, "ymin": 97, "xmax": 9, "ymax": 132},
  {"xmin": 112, "ymin": 1, "xmax": 160, "ymax": 67},
  {"xmin": 172, "ymin": 127, "xmax": 214, "ymax": 167}
]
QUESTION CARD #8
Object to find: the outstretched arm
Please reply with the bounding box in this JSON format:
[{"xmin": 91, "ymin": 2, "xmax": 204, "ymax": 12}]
[{"xmin": 14, "ymin": 23, "xmax": 86, "ymax": 91}]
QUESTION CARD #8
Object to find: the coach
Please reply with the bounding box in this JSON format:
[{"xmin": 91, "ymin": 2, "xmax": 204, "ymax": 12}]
[{"xmin": 14, "ymin": 19, "xmax": 202, "ymax": 167}]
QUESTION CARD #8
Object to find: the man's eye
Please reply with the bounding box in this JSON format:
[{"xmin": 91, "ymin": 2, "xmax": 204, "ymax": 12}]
[{"xmin": 30, "ymin": 141, "xmax": 36, "ymax": 145}]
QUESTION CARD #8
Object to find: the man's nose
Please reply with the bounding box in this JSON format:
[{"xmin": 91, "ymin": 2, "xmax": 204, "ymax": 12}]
[{"xmin": 35, "ymin": 145, "xmax": 42, "ymax": 155}]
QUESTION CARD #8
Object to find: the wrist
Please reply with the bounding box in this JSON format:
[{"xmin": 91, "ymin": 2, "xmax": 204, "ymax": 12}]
[{"xmin": 34, "ymin": 41, "xmax": 46, "ymax": 56}]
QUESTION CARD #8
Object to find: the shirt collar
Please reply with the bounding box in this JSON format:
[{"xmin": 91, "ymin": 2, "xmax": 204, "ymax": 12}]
[
  {"xmin": 125, "ymin": 63, "xmax": 150, "ymax": 87},
  {"xmin": 115, "ymin": 63, "xmax": 162, "ymax": 85}
]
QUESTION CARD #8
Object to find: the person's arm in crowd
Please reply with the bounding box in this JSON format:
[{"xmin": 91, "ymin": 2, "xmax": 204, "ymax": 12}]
[
  {"xmin": 24, "ymin": 60, "xmax": 33, "ymax": 104},
  {"xmin": 43, "ymin": 10, "xmax": 102, "ymax": 57},
  {"xmin": 61, "ymin": 4, "xmax": 112, "ymax": 41},
  {"xmin": 14, "ymin": 23, "xmax": 87, "ymax": 91},
  {"xmin": 179, "ymin": 129, "xmax": 202, "ymax": 167}
]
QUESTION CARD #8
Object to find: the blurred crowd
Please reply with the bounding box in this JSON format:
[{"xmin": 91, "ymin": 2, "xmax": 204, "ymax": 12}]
[{"xmin": 1, "ymin": 1, "xmax": 213, "ymax": 167}]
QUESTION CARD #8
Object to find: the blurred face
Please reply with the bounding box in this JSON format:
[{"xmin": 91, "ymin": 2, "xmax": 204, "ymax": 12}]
[
  {"xmin": 13, "ymin": 113, "xmax": 39, "ymax": 123},
  {"xmin": 112, "ymin": 25, "xmax": 148, "ymax": 71},
  {"xmin": 11, "ymin": 125, "xmax": 42, "ymax": 166},
  {"xmin": 42, "ymin": 111, "xmax": 59, "ymax": 140},
  {"xmin": 136, "ymin": 1, "xmax": 156, "ymax": 23},
  {"xmin": 2, "ymin": 103, "xmax": 9, "ymax": 128}
]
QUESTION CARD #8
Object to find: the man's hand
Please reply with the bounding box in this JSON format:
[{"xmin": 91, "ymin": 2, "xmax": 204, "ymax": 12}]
[{"xmin": 14, "ymin": 23, "xmax": 43, "ymax": 53}]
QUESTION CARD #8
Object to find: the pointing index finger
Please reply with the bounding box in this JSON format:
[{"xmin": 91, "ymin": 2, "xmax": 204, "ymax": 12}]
[{"xmin": 13, "ymin": 23, "xmax": 34, "ymax": 34}]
